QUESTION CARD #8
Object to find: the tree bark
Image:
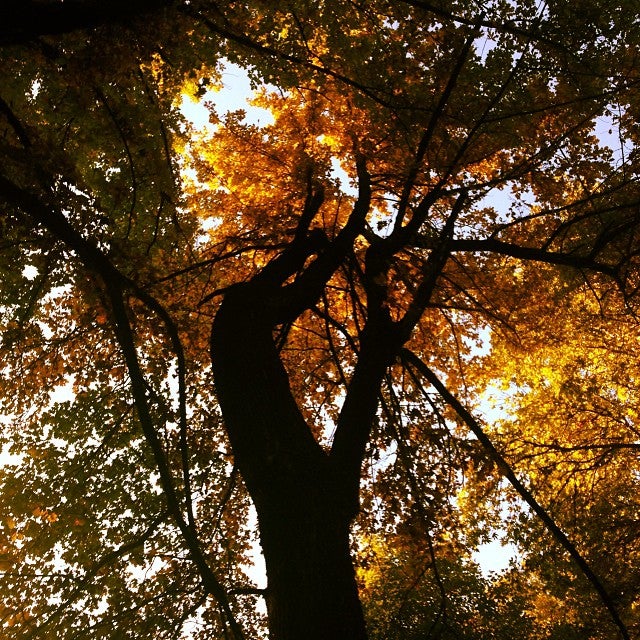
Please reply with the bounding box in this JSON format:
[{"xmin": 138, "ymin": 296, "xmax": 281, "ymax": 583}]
[
  {"xmin": 210, "ymin": 282, "xmax": 368, "ymax": 640},
  {"xmin": 257, "ymin": 480, "xmax": 368, "ymax": 640}
]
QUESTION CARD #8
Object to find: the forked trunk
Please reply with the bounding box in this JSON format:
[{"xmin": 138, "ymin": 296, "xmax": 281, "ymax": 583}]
[{"xmin": 210, "ymin": 283, "xmax": 369, "ymax": 640}]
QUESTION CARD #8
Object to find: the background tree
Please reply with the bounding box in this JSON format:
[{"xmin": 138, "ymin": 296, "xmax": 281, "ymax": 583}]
[{"xmin": 0, "ymin": 1, "xmax": 639, "ymax": 638}]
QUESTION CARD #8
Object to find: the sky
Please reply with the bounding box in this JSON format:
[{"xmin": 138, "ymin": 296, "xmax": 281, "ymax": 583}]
[{"xmin": 180, "ymin": 62, "xmax": 274, "ymax": 129}]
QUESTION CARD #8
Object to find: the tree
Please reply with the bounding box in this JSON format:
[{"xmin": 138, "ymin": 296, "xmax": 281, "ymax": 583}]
[{"xmin": 0, "ymin": 1, "xmax": 639, "ymax": 638}]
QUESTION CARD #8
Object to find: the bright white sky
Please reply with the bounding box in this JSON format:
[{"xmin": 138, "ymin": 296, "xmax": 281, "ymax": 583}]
[{"xmin": 180, "ymin": 62, "xmax": 274, "ymax": 128}]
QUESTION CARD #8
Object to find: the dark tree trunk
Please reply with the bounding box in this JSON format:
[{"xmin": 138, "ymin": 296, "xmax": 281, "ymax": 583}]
[
  {"xmin": 210, "ymin": 282, "xmax": 369, "ymax": 640},
  {"xmin": 258, "ymin": 484, "xmax": 368, "ymax": 640}
]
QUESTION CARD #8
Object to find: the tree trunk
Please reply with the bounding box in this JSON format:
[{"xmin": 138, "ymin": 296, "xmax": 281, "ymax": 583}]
[
  {"xmin": 257, "ymin": 483, "xmax": 368, "ymax": 640},
  {"xmin": 210, "ymin": 283, "xmax": 369, "ymax": 640}
]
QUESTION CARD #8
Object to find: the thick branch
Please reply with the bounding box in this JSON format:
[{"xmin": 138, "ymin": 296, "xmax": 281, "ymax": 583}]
[
  {"xmin": 443, "ymin": 237, "xmax": 619, "ymax": 277},
  {"xmin": 326, "ymin": 193, "xmax": 467, "ymax": 502},
  {"xmin": 0, "ymin": 95, "xmax": 31, "ymax": 147},
  {"xmin": 329, "ymin": 312, "xmax": 399, "ymax": 517},
  {"xmin": 210, "ymin": 163, "xmax": 372, "ymax": 521},
  {"xmin": 106, "ymin": 283, "xmax": 242, "ymax": 636},
  {"xmin": 401, "ymin": 348, "xmax": 631, "ymax": 640},
  {"xmin": 266, "ymin": 154, "xmax": 371, "ymax": 322},
  {"xmin": 250, "ymin": 171, "xmax": 327, "ymax": 291},
  {"xmin": 398, "ymin": 191, "xmax": 467, "ymax": 337},
  {"xmin": 210, "ymin": 281, "xmax": 327, "ymax": 497}
]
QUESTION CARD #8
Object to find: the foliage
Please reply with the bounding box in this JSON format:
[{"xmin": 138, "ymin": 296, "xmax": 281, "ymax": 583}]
[{"xmin": 0, "ymin": 1, "xmax": 639, "ymax": 638}]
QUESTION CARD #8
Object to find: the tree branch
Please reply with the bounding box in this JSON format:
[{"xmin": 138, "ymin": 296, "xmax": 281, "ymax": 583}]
[
  {"xmin": 392, "ymin": 17, "xmax": 481, "ymax": 234},
  {"xmin": 261, "ymin": 152, "xmax": 371, "ymax": 323},
  {"xmin": 186, "ymin": 7, "xmax": 400, "ymax": 110},
  {"xmin": 398, "ymin": 0, "xmax": 570, "ymax": 51},
  {"xmin": 413, "ymin": 236, "xmax": 621, "ymax": 278},
  {"xmin": 29, "ymin": 512, "xmax": 168, "ymax": 637},
  {"xmin": 398, "ymin": 191, "xmax": 468, "ymax": 337},
  {"xmin": 0, "ymin": 175, "xmax": 245, "ymax": 640},
  {"xmin": 400, "ymin": 348, "xmax": 631, "ymax": 640}
]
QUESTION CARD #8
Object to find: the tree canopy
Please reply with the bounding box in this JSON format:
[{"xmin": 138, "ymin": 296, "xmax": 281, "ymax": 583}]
[{"xmin": 0, "ymin": 1, "xmax": 639, "ymax": 638}]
